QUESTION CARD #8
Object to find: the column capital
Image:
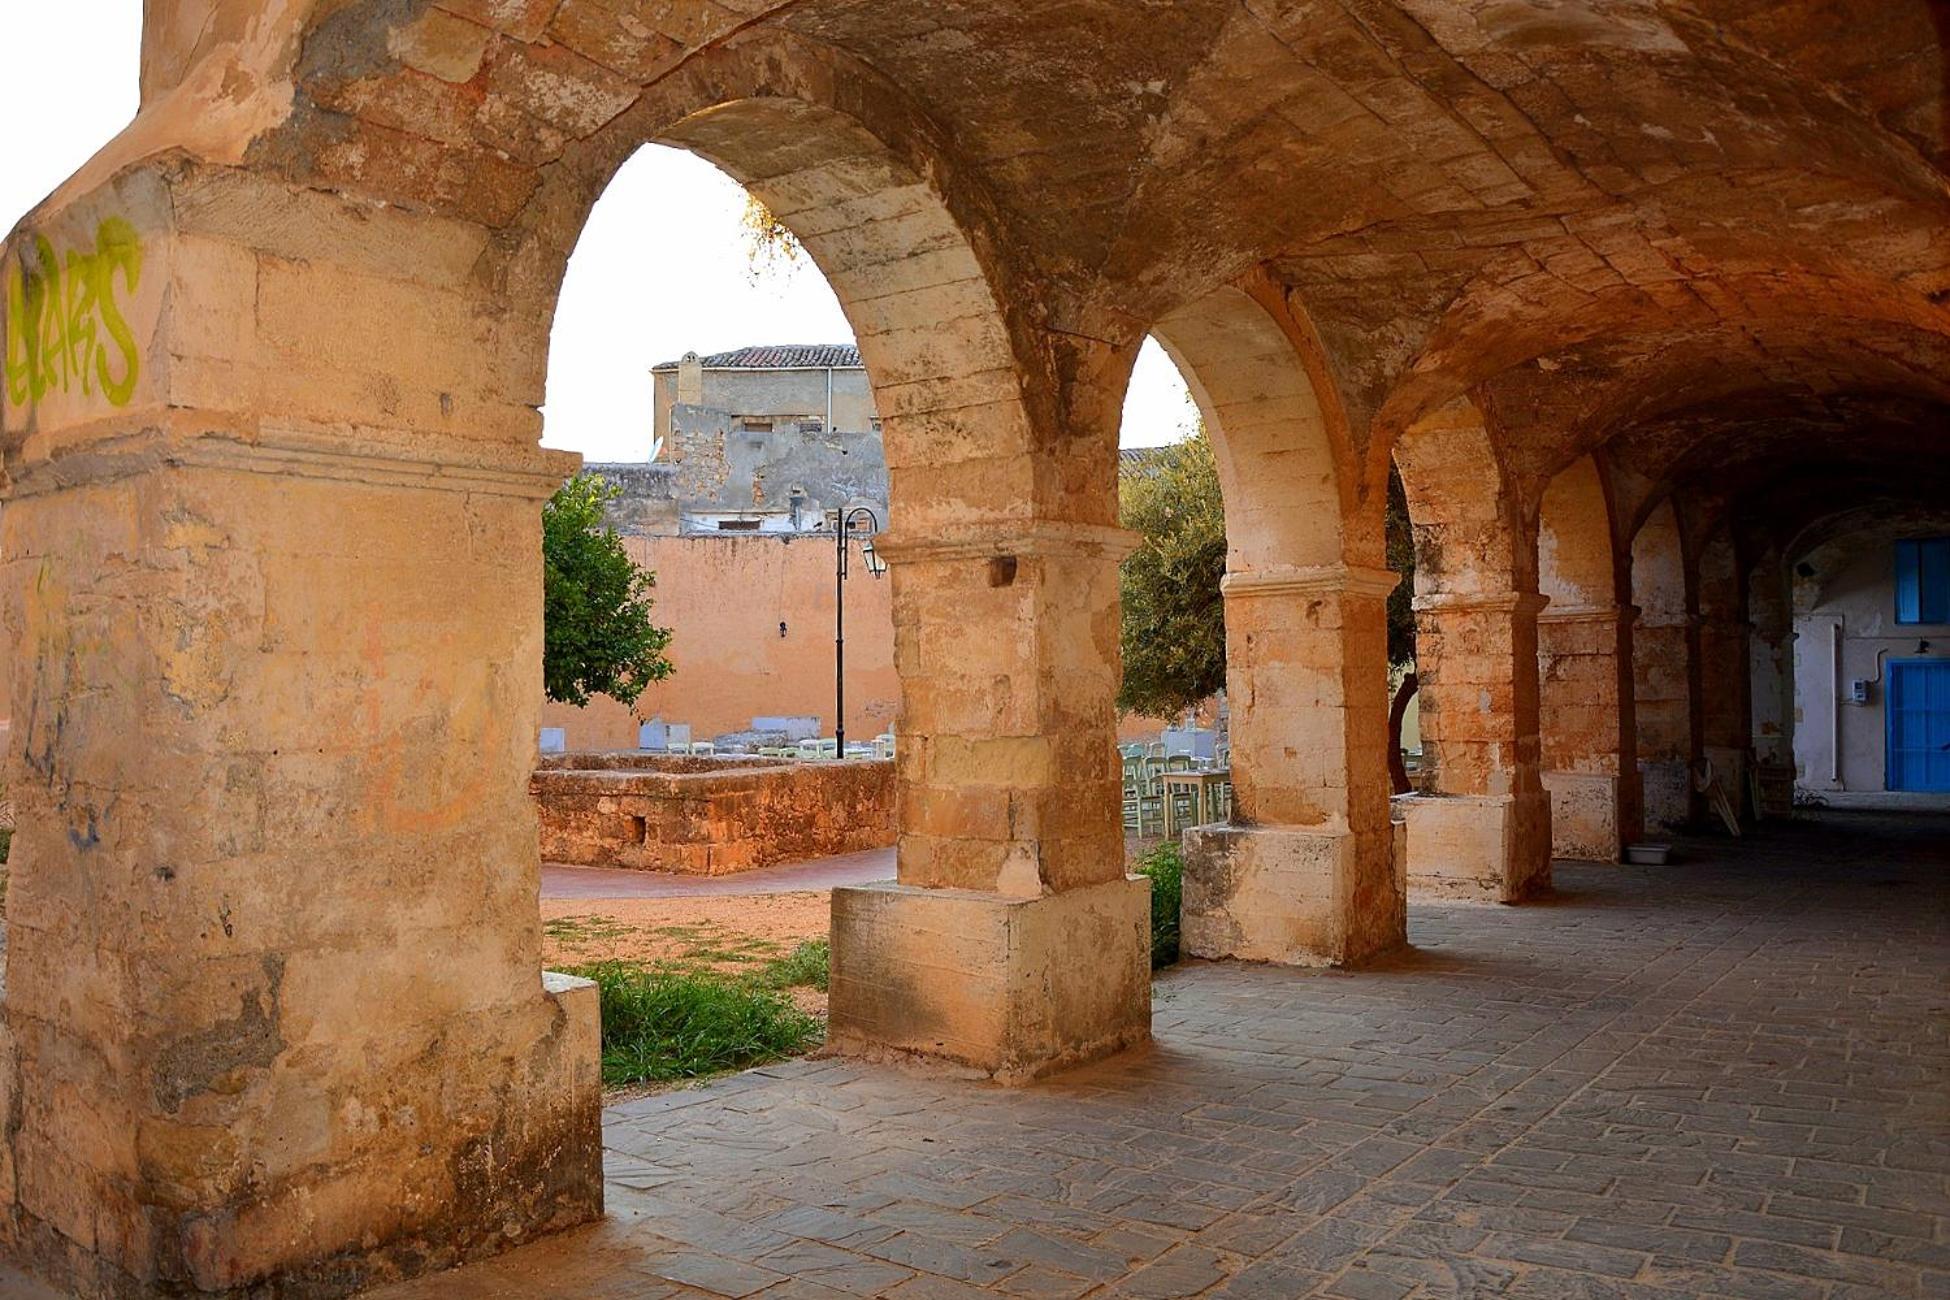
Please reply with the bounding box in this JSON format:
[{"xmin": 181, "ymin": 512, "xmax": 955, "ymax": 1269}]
[
  {"xmin": 873, "ymin": 519, "xmax": 1140, "ymax": 565},
  {"xmin": 1220, "ymin": 563, "xmax": 1399, "ymax": 602},
  {"xmin": 5, "ymin": 420, "xmax": 583, "ymax": 502},
  {"xmin": 1412, "ymin": 590, "xmax": 1550, "ymax": 617},
  {"xmin": 1538, "ymin": 602, "xmax": 1639, "ymax": 627}
]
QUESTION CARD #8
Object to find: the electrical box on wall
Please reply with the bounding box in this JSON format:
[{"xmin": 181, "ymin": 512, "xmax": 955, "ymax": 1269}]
[{"xmin": 1846, "ymin": 678, "xmax": 1871, "ymax": 705}]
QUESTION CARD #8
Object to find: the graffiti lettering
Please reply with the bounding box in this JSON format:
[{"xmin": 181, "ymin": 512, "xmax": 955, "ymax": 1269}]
[{"xmin": 4, "ymin": 218, "xmax": 144, "ymax": 412}]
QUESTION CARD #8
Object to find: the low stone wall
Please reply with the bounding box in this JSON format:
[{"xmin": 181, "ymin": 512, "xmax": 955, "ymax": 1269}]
[{"xmin": 532, "ymin": 752, "xmax": 896, "ymax": 873}]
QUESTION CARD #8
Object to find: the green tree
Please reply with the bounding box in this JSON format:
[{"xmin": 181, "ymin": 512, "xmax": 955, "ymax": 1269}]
[
  {"xmin": 1118, "ymin": 430, "xmax": 1228, "ymax": 719},
  {"xmin": 740, "ymin": 194, "xmax": 804, "ymax": 284},
  {"xmin": 543, "ymin": 474, "xmax": 675, "ymax": 708}
]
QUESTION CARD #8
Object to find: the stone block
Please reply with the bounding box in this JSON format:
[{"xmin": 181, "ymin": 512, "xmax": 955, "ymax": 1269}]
[
  {"xmin": 1395, "ymin": 791, "xmax": 1552, "ymax": 902},
  {"xmin": 1543, "ymin": 770, "xmax": 1623, "ymax": 863},
  {"xmin": 826, "ymin": 878, "xmax": 1150, "ymax": 1082},
  {"xmin": 1182, "ymin": 824, "xmax": 1404, "ymax": 966}
]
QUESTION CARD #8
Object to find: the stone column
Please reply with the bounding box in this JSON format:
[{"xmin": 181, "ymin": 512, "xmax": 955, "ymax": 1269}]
[
  {"xmin": 1538, "ymin": 604, "xmax": 1643, "ymax": 861},
  {"xmin": 1748, "ymin": 563, "xmax": 1797, "ymax": 814},
  {"xmin": 826, "ymin": 519, "xmax": 1151, "ymax": 1080},
  {"xmin": 1698, "ymin": 613, "xmax": 1754, "ymax": 817},
  {"xmin": 1399, "ymin": 591, "xmax": 1553, "ymax": 901},
  {"xmin": 1181, "ymin": 564, "xmax": 1404, "ymax": 966},
  {"xmin": 1634, "ymin": 612, "xmax": 1698, "ymax": 829},
  {"xmin": 0, "ymin": 171, "xmax": 602, "ymax": 1297}
]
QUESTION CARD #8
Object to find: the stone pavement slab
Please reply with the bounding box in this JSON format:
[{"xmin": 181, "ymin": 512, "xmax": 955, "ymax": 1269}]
[{"xmin": 374, "ymin": 812, "xmax": 1949, "ymax": 1299}]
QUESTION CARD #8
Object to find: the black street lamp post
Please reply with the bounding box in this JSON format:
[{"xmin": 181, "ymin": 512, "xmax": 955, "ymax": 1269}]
[{"xmin": 834, "ymin": 505, "xmax": 886, "ymax": 756}]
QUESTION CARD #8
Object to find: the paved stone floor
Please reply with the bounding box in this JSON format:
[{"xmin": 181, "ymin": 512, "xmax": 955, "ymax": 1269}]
[
  {"xmin": 543, "ymin": 847, "xmax": 897, "ymax": 900},
  {"xmin": 371, "ymin": 809, "xmax": 1950, "ymax": 1299},
  {"xmin": 10, "ymin": 810, "xmax": 1942, "ymax": 1299}
]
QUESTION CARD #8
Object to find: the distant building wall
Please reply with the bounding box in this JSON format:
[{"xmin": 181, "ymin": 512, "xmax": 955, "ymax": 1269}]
[
  {"xmin": 540, "ymin": 533, "xmax": 897, "ymax": 748},
  {"xmin": 1793, "ymin": 534, "xmax": 1950, "ymax": 792}
]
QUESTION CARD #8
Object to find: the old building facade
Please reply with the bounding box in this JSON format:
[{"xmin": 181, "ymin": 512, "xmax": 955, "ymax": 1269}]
[
  {"xmin": 1, "ymin": 2, "xmax": 1946, "ymax": 1296},
  {"xmin": 542, "ymin": 344, "xmax": 897, "ymax": 747}
]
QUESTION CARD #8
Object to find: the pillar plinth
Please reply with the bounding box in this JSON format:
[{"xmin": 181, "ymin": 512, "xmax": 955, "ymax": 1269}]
[
  {"xmin": 827, "ymin": 878, "xmax": 1150, "ymax": 1081},
  {"xmin": 1539, "ymin": 603, "xmax": 1643, "ymax": 862},
  {"xmin": 1180, "ymin": 564, "xmax": 1405, "ymax": 965},
  {"xmin": 826, "ymin": 520, "xmax": 1152, "ymax": 1078},
  {"xmin": 1405, "ymin": 589, "xmax": 1551, "ymax": 901}
]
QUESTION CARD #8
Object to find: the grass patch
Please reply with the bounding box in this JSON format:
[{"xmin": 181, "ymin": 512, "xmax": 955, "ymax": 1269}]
[
  {"xmin": 569, "ymin": 960, "xmax": 822, "ymax": 1086},
  {"xmin": 1133, "ymin": 842, "xmax": 1183, "ymax": 968},
  {"xmin": 759, "ymin": 938, "xmax": 830, "ymax": 992}
]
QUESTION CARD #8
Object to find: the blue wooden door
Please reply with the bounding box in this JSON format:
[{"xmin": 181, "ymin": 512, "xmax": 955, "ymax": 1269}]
[{"xmin": 1887, "ymin": 659, "xmax": 1950, "ymax": 792}]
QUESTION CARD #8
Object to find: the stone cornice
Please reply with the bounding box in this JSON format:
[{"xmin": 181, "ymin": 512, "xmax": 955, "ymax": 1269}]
[
  {"xmin": 873, "ymin": 520, "xmax": 1140, "ymax": 565},
  {"xmin": 1538, "ymin": 602, "xmax": 1639, "ymax": 626},
  {"xmin": 1411, "ymin": 590, "xmax": 1550, "ymax": 616},
  {"xmin": 1220, "ymin": 564, "xmax": 1399, "ymax": 601},
  {"xmin": 5, "ymin": 423, "xmax": 581, "ymax": 501}
]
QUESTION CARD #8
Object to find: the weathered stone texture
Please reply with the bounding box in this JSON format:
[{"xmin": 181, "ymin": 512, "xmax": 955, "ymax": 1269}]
[
  {"xmin": 532, "ymin": 753, "xmax": 895, "ymax": 873},
  {"xmin": 5, "ymin": 0, "xmax": 1947, "ymax": 1291}
]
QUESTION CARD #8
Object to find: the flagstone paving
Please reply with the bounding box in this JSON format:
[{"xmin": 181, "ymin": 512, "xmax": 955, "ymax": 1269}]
[{"xmin": 372, "ymin": 810, "xmax": 1949, "ymax": 1299}]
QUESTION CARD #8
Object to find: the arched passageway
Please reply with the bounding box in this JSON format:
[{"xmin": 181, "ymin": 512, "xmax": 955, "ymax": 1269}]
[{"xmin": 5, "ymin": 1, "xmax": 1948, "ymax": 1294}]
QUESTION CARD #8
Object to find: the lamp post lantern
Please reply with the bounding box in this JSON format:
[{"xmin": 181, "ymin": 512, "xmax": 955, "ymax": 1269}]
[{"xmin": 834, "ymin": 505, "xmax": 886, "ymax": 756}]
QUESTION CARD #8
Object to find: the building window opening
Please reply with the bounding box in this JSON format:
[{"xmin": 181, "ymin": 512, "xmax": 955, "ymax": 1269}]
[{"xmin": 1896, "ymin": 537, "xmax": 1950, "ymax": 624}]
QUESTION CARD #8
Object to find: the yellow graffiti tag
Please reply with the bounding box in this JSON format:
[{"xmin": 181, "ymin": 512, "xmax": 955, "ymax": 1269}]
[{"xmin": 4, "ymin": 217, "xmax": 144, "ymax": 411}]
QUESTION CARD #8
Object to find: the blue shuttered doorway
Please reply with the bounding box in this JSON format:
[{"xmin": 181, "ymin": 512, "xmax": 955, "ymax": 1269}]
[{"xmin": 1887, "ymin": 659, "xmax": 1950, "ymax": 792}]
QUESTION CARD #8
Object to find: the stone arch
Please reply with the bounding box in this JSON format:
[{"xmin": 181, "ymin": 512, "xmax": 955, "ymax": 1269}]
[
  {"xmin": 1631, "ymin": 496, "xmax": 1698, "ymax": 828},
  {"xmin": 1151, "ymin": 275, "xmax": 1371, "ymax": 574},
  {"xmin": 1148, "ymin": 276, "xmax": 1402, "ymax": 966},
  {"xmin": 1536, "ymin": 455, "xmax": 1640, "ymax": 861},
  {"xmin": 489, "ymin": 36, "xmax": 1065, "ymax": 536}
]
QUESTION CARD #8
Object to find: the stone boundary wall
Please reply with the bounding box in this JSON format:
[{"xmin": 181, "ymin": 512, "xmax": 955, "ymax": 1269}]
[{"xmin": 532, "ymin": 753, "xmax": 895, "ymax": 873}]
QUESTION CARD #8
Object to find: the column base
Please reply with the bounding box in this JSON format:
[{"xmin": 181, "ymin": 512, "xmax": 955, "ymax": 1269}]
[
  {"xmin": 827, "ymin": 878, "xmax": 1151, "ymax": 1084},
  {"xmin": 1181, "ymin": 824, "xmax": 1405, "ymax": 966},
  {"xmin": 1395, "ymin": 792, "xmax": 1552, "ymax": 903},
  {"xmin": 1543, "ymin": 771, "xmax": 1623, "ymax": 863},
  {"xmin": 0, "ymin": 973, "xmax": 603, "ymax": 1300}
]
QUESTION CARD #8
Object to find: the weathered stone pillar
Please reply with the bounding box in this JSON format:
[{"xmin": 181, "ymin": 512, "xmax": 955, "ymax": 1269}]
[
  {"xmin": 1538, "ymin": 604, "xmax": 1643, "ymax": 861},
  {"xmin": 1747, "ymin": 554, "xmax": 1796, "ymax": 813},
  {"xmin": 1634, "ymin": 612, "xmax": 1698, "ymax": 830},
  {"xmin": 826, "ymin": 332, "xmax": 1150, "ymax": 1082},
  {"xmin": 1399, "ymin": 590, "xmax": 1552, "ymax": 901},
  {"xmin": 1698, "ymin": 613, "xmax": 1754, "ymax": 816},
  {"xmin": 1180, "ymin": 564, "xmax": 1403, "ymax": 966},
  {"xmin": 0, "ymin": 168, "xmax": 601, "ymax": 1297}
]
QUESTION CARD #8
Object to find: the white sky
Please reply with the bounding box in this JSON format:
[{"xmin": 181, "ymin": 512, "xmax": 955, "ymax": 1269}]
[{"xmin": 2, "ymin": 14, "xmax": 1191, "ymax": 461}]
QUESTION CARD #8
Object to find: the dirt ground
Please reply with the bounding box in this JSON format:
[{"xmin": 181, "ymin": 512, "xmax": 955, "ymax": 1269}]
[{"xmin": 540, "ymin": 891, "xmax": 831, "ymax": 969}]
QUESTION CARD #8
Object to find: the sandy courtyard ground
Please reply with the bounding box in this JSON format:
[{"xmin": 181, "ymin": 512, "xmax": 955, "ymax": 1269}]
[{"xmin": 540, "ymin": 891, "xmax": 831, "ymax": 971}]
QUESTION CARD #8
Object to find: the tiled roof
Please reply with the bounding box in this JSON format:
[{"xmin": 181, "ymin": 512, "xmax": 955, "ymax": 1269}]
[{"xmin": 653, "ymin": 344, "xmax": 863, "ymax": 371}]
